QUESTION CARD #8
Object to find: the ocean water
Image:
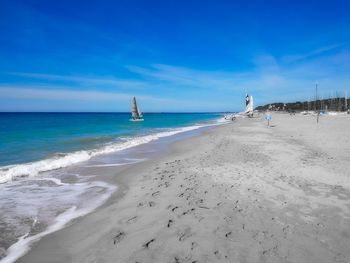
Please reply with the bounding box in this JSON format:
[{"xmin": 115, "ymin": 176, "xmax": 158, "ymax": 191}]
[
  {"xmin": 0, "ymin": 112, "xmax": 221, "ymax": 183},
  {"xmin": 0, "ymin": 112, "xmax": 223, "ymax": 262},
  {"xmin": 0, "ymin": 112, "xmax": 220, "ymax": 166}
]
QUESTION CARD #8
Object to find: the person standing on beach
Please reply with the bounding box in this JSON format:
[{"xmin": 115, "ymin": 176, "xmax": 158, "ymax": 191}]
[{"xmin": 265, "ymin": 110, "xmax": 272, "ymax": 126}]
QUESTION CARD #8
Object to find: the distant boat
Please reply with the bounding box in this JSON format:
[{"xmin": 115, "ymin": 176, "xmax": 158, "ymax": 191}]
[
  {"xmin": 245, "ymin": 94, "xmax": 254, "ymax": 117},
  {"xmin": 224, "ymin": 94, "xmax": 255, "ymax": 120},
  {"xmin": 130, "ymin": 96, "xmax": 144, "ymax": 121}
]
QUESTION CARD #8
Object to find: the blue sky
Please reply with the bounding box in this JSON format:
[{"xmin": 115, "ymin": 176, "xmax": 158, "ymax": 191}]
[{"xmin": 0, "ymin": 0, "xmax": 350, "ymax": 112}]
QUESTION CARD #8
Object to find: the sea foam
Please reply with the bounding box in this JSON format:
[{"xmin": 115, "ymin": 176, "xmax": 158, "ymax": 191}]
[
  {"xmin": 0, "ymin": 180, "xmax": 116, "ymax": 263},
  {"xmin": 0, "ymin": 125, "xmax": 207, "ymax": 184}
]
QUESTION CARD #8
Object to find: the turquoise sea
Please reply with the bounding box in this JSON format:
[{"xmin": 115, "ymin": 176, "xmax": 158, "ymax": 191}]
[
  {"xmin": 0, "ymin": 112, "xmax": 223, "ymax": 262},
  {"xmin": 0, "ymin": 112, "xmax": 220, "ymax": 167}
]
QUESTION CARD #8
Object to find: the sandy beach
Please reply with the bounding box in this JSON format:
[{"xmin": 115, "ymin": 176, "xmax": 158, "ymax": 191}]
[{"xmin": 17, "ymin": 113, "xmax": 350, "ymax": 263}]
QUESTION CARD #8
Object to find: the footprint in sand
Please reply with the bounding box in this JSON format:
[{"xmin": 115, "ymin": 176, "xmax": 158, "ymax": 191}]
[
  {"xmin": 143, "ymin": 238, "xmax": 155, "ymax": 249},
  {"xmin": 225, "ymin": 231, "xmax": 232, "ymax": 238},
  {"xmin": 214, "ymin": 250, "xmax": 222, "ymax": 259},
  {"xmin": 167, "ymin": 219, "xmax": 174, "ymax": 228},
  {"xmin": 181, "ymin": 208, "xmax": 195, "ymax": 216},
  {"xmin": 178, "ymin": 227, "xmax": 192, "ymax": 242},
  {"xmin": 171, "ymin": 206, "xmax": 179, "ymax": 212},
  {"xmin": 191, "ymin": 241, "xmax": 198, "ymax": 250},
  {"xmin": 152, "ymin": 191, "xmax": 160, "ymax": 197},
  {"xmin": 126, "ymin": 216, "xmax": 138, "ymax": 224},
  {"xmin": 262, "ymin": 245, "xmax": 278, "ymax": 256},
  {"xmin": 174, "ymin": 255, "xmax": 196, "ymax": 263},
  {"xmin": 113, "ymin": 231, "xmax": 126, "ymax": 245}
]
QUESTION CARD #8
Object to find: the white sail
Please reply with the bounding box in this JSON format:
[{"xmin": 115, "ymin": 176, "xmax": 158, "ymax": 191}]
[
  {"xmin": 131, "ymin": 97, "xmax": 139, "ymax": 118},
  {"xmin": 245, "ymin": 94, "xmax": 254, "ymax": 113},
  {"xmin": 250, "ymin": 95, "xmax": 254, "ymax": 111},
  {"xmin": 224, "ymin": 94, "xmax": 255, "ymax": 120},
  {"xmin": 131, "ymin": 96, "xmax": 144, "ymax": 121},
  {"xmin": 137, "ymin": 105, "xmax": 143, "ymax": 118}
]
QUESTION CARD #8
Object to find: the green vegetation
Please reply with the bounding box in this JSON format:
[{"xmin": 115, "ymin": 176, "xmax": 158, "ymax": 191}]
[{"xmin": 256, "ymin": 97, "xmax": 350, "ymax": 112}]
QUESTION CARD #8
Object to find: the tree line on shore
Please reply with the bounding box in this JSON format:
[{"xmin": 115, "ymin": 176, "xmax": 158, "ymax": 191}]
[{"xmin": 256, "ymin": 97, "xmax": 350, "ymax": 112}]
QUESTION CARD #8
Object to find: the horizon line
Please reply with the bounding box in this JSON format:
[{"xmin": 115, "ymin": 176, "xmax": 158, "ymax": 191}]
[{"xmin": 0, "ymin": 111, "xmax": 236, "ymax": 114}]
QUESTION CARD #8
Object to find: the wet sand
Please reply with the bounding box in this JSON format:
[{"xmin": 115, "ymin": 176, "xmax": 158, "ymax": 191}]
[{"xmin": 18, "ymin": 113, "xmax": 350, "ymax": 263}]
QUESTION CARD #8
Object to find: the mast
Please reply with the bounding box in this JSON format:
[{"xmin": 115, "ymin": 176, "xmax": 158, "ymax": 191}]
[
  {"xmin": 314, "ymin": 84, "xmax": 317, "ymax": 111},
  {"xmin": 316, "ymin": 84, "xmax": 319, "ymax": 123},
  {"xmin": 345, "ymin": 91, "xmax": 348, "ymax": 111}
]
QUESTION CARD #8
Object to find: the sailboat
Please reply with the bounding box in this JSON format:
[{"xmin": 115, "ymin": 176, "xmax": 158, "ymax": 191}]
[
  {"xmin": 245, "ymin": 94, "xmax": 254, "ymax": 117},
  {"xmin": 130, "ymin": 96, "xmax": 144, "ymax": 121},
  {"xmin": 224, "ymin": 94, "xmax": 255, "ymax": 120}
]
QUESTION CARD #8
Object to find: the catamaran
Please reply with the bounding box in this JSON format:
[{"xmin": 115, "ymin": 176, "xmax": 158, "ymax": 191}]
[
  {"xmin": 224, "ymin": 94, "xmax": 255, "ymax": 120},
  {"xmin": 130, "ymin": 96, "xmax": 144, "ymax": 121},
  {"xmin": 245, "ymin": 94, "xmax": 254, "ymax": 117}
]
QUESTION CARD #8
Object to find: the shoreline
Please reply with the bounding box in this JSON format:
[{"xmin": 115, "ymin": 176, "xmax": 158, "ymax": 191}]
[
  {"xmin": 0, "ymin": 120, "xmax": 219, "ymax": 184},
  {"xmin": 16, "ymin": 114, "xmax": 350, "ymax": 262},
  {"xmin": 12, "ymin": 123, "xmax": 225, "ymax": 263},
  {"xmin": 0, "ymin": 121, "xmax": 220, "ymax": 263}
]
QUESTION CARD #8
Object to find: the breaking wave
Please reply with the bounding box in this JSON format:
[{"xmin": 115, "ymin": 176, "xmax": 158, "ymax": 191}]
[{"xmin": 0, "ymin": 125, "xmax": 208, "ymax": 184}]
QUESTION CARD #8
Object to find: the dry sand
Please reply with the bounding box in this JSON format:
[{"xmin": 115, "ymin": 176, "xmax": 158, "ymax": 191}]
[{"xmin": 18, "ymin": 113, "xmax": 350, "ymax": 263}]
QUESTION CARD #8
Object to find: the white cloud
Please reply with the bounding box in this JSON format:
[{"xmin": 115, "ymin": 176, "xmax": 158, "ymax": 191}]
[
  {"xmin": 2, "ymin": 43, "xmax": 350, "ymax": 110},
  {"xmin": 0, "ymin": 86, "xmax": 164, "ymax": 102},
  {"xmin": 6, "ymin": 72, "xmax": 146, "ymax": 89},
  {"xmin": 0, "ymin": 85, "xmax": 225, "ymax": 110},
  {"xmin": 282, "ymin": 41, "xmax": 350, "ymax": 63}
]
